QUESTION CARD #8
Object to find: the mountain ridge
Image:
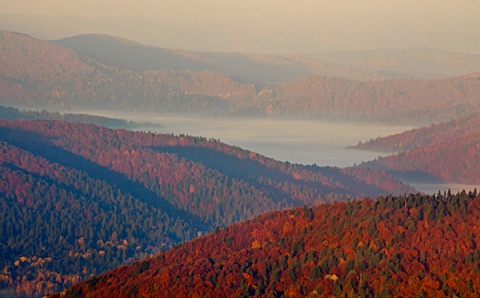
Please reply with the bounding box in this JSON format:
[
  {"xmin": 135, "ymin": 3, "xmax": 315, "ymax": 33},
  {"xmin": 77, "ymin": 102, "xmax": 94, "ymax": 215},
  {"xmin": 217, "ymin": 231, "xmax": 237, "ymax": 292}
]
[
  {"xmin": 51, "ymin": 191, "xmax": 480, "ymax": 297},
  {"xmin": 0, "ymin": 118, "xmax": 414, "ymax": 296},
  {"xmin": 54, "ymin": 33, "xmax": 381, "ymax": 85},
  {"xmin": 2, "ymin": 31, "xmax": 480, "ymax": 124}
]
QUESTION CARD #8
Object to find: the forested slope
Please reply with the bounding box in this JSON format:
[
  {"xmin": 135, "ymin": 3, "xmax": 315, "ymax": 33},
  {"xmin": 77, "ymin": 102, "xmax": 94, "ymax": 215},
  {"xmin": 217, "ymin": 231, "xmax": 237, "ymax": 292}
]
[
  {"xmin": 351, "ymin": 112, "xmax": 480, "ymax": 184},
  {"xmin": 352, "ymin": 112, "xmax": 480, "ymax": 153},
  {"xmin": 0, "ymin": 142, "xmax": 194, "ymax": 296},
  {"xmin": 364, "ymin": 133, "xmax": 480, "ymax": 184},
  {"xmin": 0, "ymin": 119, "xmax": 413, "ymax": 296},
  {"xmin": 56, "ymin": 191, "xmax": 480, "ymax": 297},
  {"xmin": 251, "ymin": 74, "xmax": 480, "ymax": 123}
]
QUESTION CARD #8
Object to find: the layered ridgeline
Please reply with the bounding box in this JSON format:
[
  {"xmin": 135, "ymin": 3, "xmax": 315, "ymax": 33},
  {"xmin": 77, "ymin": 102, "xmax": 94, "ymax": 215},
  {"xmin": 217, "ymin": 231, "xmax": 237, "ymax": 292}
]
[
  {"xmin": 2, "ymin": 31, "xmax": 480, "ymax": 123},
  {"xmin": 0, "ymin": 31, "xmax": 256, "ymax": 114},
  {"xmin": 0, "ymin": 119, "xmax": 413, "ymax": 297},
  {"xmin": 54, "ymin": 192, "xmax": 480, "ymax": 297},
  {"xmin": 54, "ymin": 34, "xmax": 382, "ymax": 84},
  {"xmin": 55, "ymin": 36, "xmax": 480, "ymax": 81},
  {"xmin": 352, "ymin": 113, "xmax": 480, "ymax": 184}
]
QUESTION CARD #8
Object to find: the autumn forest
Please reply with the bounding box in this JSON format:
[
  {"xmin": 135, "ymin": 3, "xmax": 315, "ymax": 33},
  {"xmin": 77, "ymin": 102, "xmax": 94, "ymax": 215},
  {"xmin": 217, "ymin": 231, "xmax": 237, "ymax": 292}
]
[{"xmin": 1, "ymin": 27, "xmax": 480, "ymax": 298}]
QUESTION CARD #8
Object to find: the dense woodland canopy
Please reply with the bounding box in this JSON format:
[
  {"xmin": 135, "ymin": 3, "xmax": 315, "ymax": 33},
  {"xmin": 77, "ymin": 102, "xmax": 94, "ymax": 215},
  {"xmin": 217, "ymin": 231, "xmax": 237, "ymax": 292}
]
[
  {"xmin": 0, "ymin": 142, "xmax": 192, "ymax": 296},
  {"xmin": 54, "ymin": 191, "xmax": 480, "ymax": 297},
  {"xmin": 0, "ymin": 118, "xmax": 413, "ymax": 297}
]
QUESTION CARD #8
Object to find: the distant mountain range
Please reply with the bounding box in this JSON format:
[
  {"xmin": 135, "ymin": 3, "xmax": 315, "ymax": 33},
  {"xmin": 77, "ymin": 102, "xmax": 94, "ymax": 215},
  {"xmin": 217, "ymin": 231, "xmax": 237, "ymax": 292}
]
[
  {"xmin": 55, "ymin": 34, "xmax": 306, "ymax": 85},
  {"xmin": 1, "ymin": 30, "xmax": 480, "ymax": 124},
  {"xmin": 2, "ymin": 12, "xmax": 480, "ymax": 55},
  {"xmin": 0, "ymin": 118, "xmax": 413, "ymax": 296},
  {"xmin": 51, "ymin": 191, "xmax": 480, "ymax": 297},
  {"xmin": 48, "ymin": 34, "xmax": 480, "ymax": 81}
]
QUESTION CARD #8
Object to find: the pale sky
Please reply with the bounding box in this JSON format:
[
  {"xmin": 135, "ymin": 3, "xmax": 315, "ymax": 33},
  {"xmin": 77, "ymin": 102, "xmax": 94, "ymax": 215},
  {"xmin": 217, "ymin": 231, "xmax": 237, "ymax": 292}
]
[{"xmin": 1, "ymin": 0, "xmax": 480, "ymax": 53}]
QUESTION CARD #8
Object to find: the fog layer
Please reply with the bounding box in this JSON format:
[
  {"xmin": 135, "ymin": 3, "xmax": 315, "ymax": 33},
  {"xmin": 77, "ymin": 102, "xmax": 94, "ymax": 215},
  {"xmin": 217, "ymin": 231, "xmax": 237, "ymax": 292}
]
[{"xmin": 1, "ymin": 0, "xmax": 479, "ymax": 53}]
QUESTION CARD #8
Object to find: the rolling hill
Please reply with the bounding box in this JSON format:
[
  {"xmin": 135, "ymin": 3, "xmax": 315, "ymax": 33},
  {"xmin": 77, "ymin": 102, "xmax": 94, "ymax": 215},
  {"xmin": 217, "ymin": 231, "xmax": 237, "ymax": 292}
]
[
  {"xmin": 0, "ymin": 30, "xmax": 256, "ymax": 114},
  {"xmin": 0, "ymin": 118, "xmax": 414, "ymax": 296},
  {"xmin": 351, "ymin": 113, "xmax": 480, "ymax": 184},
  {"xmin": 5, "ymin": 12, "xmax": 480, "ymax": 80},
  {"xmin": 56, "ymin": 36, "xmax": 480, "ymax": 83},
  {"xmin": 54, "ymin": 34, "xmax": 382, "ymax": 85},
  {"xmin": 251, "ymin": 73, "xmax": 480, "ymax": 123},
  {"xmin": 352, "ymin": 112, "xmax": 480, "ymax": 153},
  {"xmin": 2, "ymin": 31, "xmax": 480, "ymax": 124},
  {"xmin": 54, "ymin": 34, "xmax": 309, "ymax": 86},
  {"xmin": 52, "ymin": 191, "xmax": 480, "ymax": 297},
  {"xmin": 363, "ymin": 134, "xmax": 480, "ymax": 185}
]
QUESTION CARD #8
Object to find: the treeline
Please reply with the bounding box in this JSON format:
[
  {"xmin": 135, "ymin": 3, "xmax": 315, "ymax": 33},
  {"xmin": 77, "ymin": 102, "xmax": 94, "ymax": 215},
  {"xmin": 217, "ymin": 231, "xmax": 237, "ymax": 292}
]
[
  {"xmin": 352, "ymin": 112, "xmax": 480, "ymax": 153},
  {"xmin": 0, "ymin": 105, "xmax": 159, "ymax": 129},
  {"xmin": 0, "ymin": 119, "xmax": 413, "ymax": 296},
  {"xmin": 352, "ymin": 112, "xmax": 480, "ymax": 184},
  {"xmin": 57, "ymin": 191, "xmax": 480, "ymax": 297}
]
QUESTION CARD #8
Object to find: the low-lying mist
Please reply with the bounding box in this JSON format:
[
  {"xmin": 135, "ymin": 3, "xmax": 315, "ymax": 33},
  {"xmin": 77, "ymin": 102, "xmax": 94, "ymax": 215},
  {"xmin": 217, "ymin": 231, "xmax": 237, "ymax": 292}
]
[{"xmin": 82, "ymin": 111, "xmax": 413, "ymax": 167}]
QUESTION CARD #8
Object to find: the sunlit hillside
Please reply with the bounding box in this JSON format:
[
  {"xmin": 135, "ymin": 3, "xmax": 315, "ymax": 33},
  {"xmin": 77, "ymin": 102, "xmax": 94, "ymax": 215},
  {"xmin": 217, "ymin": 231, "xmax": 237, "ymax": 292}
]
[{"xmin": 54, "ymin": 192, "xmax": 480, "ymax": 297}]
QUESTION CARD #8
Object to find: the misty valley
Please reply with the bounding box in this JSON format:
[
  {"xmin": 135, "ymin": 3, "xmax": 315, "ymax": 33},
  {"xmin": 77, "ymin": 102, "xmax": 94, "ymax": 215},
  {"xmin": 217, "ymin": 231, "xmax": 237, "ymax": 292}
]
[
  {"xmin": 1, "ymin": 27, "xmax": 480, "ymax": 297},
  {"xmin": 86, "ymin": 111, "xmax": 411, "ymax": 167},
  {"xmin": 83, "ymin": 111, "xmax": 477, "ymax": 194}
]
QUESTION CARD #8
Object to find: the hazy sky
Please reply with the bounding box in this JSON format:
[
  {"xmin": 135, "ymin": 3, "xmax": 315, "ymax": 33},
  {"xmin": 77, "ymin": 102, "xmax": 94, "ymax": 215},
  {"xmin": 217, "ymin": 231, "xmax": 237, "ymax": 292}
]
[{"xmin": 1, "ymin": 0, "xmax": 480, "ymax": 53}]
